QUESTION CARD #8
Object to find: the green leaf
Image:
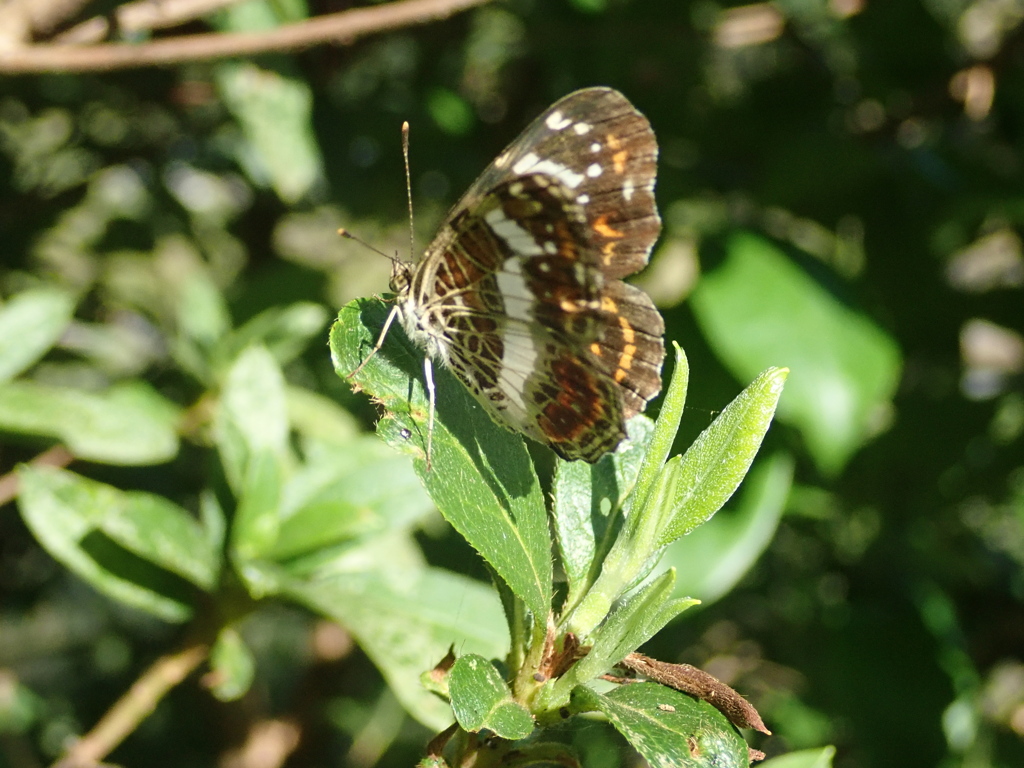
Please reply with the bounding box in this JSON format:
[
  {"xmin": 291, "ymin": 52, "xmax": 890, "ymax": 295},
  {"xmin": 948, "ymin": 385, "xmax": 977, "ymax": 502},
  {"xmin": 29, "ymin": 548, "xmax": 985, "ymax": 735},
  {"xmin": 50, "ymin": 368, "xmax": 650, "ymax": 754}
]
[
  {"xmin": 286, "ymin": 385, "xmax": 361, "ymax": 445},
  {"xmin": 208, "ymin": 628, "xmax": 256, "ymax": 702},
  {"xmin": 176, "ymin": 268, "xmax": 232, "ymax": 352},
  {"xmin": 572, "ymin": 683, "xmax": 749, "ymax": 768},
  {"xmin": 558, "ymin": 357, "xmax": 727, "ymax": 639},
  {"xmin": 547, "ymin": 572, "xmax": 698, "ymax": 709},
  {"xmin": 199, "ymin": 489, "xmax": 227, "ymax": 558},
  {"xmin": 330, "ymin": 300, "xmax": 553, "ymax": 623},
  {"xmin": 449, "ymin": 654, "xmax": 534, "ymax": 739},
  {"xmin": 0, "ymin": 674, "xmax": 44, "ymax": 732},
  {"xmin": 0, "ymin": 380, "xmax": 180, "ymax": 465},
  {"xmin": 692, "ymin": 232, "xmax": 901, "ymax": 475},
  {"xmin": 284, "ymin": 564, "xmax": 509, "ymax": 730},
  {"xmin": 552, "ymin": 415, "xmax": 655, "ymax": 613},
  {"xmin": 217, "ymin": 302, "xmax": 329, "ymax": 372},
  {"xmin": 214, "ymin": 59, "xmax": 324, "ymax": 203},
  {"xmin": 17, "ymin": 466, "xmax": 218, "ymax": 622},
  {"xmin": 0, "ymin": 287, "xmax": 75, "ymax": 382},
  {"xmin": 666, "ymin": 452, "xmax": 793, "ymax": 605},
  {"xmin": 760, "ymin": 747, "xmax": 836, "ymax": 768},
  {"xmin": 215, "ymin": 345, "xmax": 289, "ymax": 494},
  {"xmin": 271, "ymin": 435, "xmax": 432, "ymax": 562},
  {"xmin": 657, "ymin": 367, "xmax": 788, "ymax": 545},
  {"xmin": 212, "ymin": 0, "xmax": 308, "ymax": 30},
  {"xmin": 170, "ymin": 266, "xmax": 231, "ymax": 384},
  {"xmin": 230, "ymin": 449, "xmax": 284, "ymax": 573},
  {"xmin": 578, "ymin": 571, "xmax": 695, "ymax": 679},
  {"xmin": 631, "ymin": 344, "xmax": 689, "ymax": 516}
]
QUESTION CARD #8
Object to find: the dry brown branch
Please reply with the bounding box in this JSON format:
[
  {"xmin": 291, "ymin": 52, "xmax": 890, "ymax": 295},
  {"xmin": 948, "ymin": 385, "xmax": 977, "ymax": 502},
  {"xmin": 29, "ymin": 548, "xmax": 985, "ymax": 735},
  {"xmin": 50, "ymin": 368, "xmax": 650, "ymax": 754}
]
[
  {"xmin": 0, "ymin": 0, "xmax": 492, "ymax": 73},
  {"xmin": 55, "ymin": 0, "xmax": 246, "ymax": 45},
  {"xmin": 119, "ymin": 0, "xmax": 243, "ymax": 32},
  {"xmin": 0, "ymin": 445, "xmax": 74, "ymax": 508},
  {"xmin": 619, "ymin": 652, "xmax": 771, "ymax": 735},
  {"xmin": 54, "ymin": 643, "xmax": 209, "ymax": 768},
  {"xmin": 50, "ymin": 19, "xmax": 113, "ymax": 45},
  {"xmin": 219, "ymin": 719, "xmax": 301, "ymax": 768},
  {"xmin": 0, "ymin": 0, "xmax": 94, "ymax": 44}
]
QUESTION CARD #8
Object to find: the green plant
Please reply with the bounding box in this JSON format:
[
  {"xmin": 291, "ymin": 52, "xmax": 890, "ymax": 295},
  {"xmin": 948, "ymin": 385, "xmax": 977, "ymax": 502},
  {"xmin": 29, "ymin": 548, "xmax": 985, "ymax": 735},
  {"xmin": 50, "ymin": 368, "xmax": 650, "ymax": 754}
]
[
  {"xmin": 331, "ymin": 298, "xmax": 788, "ymax": 767},
  {"xmin": 6, "ymin": 279, "xmax": 789, "ymax": 766},
  {"xmin": 4, "ymin": 278, "xmax": 504, "ymax": 762}
]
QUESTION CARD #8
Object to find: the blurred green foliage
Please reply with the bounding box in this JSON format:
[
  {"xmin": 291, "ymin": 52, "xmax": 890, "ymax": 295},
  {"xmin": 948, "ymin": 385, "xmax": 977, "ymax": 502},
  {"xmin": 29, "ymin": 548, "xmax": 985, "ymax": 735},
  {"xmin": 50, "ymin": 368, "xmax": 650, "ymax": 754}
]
[{"xmin": 2, "ymin": 1, "xmax": 1024, "ymax": 768}]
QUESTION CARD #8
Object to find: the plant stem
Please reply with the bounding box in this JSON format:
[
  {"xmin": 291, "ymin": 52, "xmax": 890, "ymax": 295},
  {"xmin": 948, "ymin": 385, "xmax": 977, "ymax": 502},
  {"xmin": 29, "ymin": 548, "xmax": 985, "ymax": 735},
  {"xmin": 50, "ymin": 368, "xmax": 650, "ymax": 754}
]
[{"xmin": 55, "ymin": 643, "xmax": 208, "ymax": 768}]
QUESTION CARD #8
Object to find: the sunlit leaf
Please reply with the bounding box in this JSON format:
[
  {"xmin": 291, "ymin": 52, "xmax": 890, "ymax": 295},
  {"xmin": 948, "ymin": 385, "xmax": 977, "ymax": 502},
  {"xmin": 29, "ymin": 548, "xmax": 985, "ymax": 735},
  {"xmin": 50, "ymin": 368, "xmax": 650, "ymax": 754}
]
[
  {"xmin": 0, "ymin": 380, "xmax": 179, "ymax": 465},
  {"xmin": 211, "ymin": 1, "xmax": 321, "ymax": 204},
  {"xmin": 230, "ymin": 449, "xmax": 283, "ymax": 572},
  {"xmin": 17, "ymin": 466, "xmax": 217, "ymax": 622},
  {"xmin": 657, "ymin": 367, "xmax": 788, "ymax": 544},
  {"xmin": 0, "ymin": 288, "xmax": 75, "ymax": 382},
  {"xmin": 208, "ymin": 627, "xmax": 256, "ymax": 702},
  {"xmin": 271, "ymin": 435, "xmax": 432, "ymax": 562},
  {"xmin": 214, "ymin": 345, "xmax": 289, "ymax": 494},
  {"xmin": 665, "ymin": 452, "xmax": 793, "ymax": 605},
  {"xmin": 692, "ymin": 232, "xmax": 901, "ymax": 475},
  {"xmin": 330, "ymin": 300, "xmax": 552, "ymax": 623},
  {"xmin": 760, "ymin": 746, "xmax": 836, "ymax": 768},
  {"xmin": 218, "ymin": 302, "xmax": 330, "ymax": 371},
  {"xmin": 552, "ymin": 571, "xmax": 698, "ymax": 706},
  {"xmin": 572, "ymin": 683, "xmax": 748, "ymax": 768},
  {"xmin": 552, "ymin": 415, "xmax": 654, "ymax": 612},
  {"xmin": 284, "ymin": 563, "xmax": 508, "ymax": 730},
  {"xmin": 449, "ymin": 654, "xmax": 534, "ymax": 739},
  {"xmin": 214, "ymin": 59, "xmax": 324, "ymax": 203}
]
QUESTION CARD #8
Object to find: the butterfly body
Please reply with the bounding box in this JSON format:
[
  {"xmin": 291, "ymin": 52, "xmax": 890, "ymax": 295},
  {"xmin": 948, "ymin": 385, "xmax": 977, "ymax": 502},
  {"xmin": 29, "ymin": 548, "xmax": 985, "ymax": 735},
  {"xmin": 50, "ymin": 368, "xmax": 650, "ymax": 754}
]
[{"xmin": 389, "ymin": 87, "xmax": 665, "ymax": 463}]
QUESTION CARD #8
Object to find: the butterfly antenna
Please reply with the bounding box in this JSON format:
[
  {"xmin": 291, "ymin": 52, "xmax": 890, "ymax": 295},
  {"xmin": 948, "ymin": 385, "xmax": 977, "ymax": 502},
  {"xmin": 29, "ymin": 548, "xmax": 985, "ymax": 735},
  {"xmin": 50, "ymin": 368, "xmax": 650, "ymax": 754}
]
[
  {"xmin": 402, "ymin": 121, "xmax": 415, "ymax": 263},
  {"xmin": 336, "ymin": 228, "xmax": 397, "ymax": 264}
]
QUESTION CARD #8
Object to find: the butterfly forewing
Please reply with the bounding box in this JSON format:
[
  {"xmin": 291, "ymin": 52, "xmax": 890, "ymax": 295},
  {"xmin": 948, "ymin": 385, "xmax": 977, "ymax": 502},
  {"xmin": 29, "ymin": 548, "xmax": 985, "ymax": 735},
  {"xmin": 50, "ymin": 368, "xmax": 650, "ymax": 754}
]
[
  {"xmin": 394, "ymin": 87, "xmax": 665, "ymax": 463},
  {"xmin": 463, "ymin": 87, "xmax": 661, "ymax": 280}
]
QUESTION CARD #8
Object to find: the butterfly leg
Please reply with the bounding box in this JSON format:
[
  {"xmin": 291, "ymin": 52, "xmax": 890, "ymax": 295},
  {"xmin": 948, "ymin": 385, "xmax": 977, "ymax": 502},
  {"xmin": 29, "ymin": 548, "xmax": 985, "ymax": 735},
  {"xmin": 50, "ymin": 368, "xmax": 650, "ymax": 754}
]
[
  {"xmin": 349, "ymin": 304, "xmax": 401, "ymax": 379},
  {"xmin": 423, "ymin": 356, "xmax": 436, "ymax": 471}
]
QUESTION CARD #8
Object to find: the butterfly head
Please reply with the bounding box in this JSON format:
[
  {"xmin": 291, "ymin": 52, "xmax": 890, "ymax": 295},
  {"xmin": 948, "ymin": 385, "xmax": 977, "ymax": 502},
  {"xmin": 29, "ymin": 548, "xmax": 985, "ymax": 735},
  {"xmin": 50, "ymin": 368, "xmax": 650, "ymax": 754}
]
[{"xmin": 389, "ymin": 260, "xmax": 413, "ymax": 297}]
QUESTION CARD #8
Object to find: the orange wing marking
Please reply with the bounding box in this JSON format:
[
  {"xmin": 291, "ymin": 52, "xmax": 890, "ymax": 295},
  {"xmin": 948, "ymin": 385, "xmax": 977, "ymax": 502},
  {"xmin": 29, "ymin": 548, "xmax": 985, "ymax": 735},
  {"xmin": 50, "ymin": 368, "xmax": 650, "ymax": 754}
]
[
  {"xmin": 613, "ymin": 315, "xmax": 637, "ymax": 383},
  {"xmin": 593, "ymin": 214, "xmax": 625, "ymax": 262},
  {"xmin": 605, "ymin": 133, "xmax": 628, "ymax": 174},
  {"xmin": 593, "ymin": 215, "xmax": 625, "ymax": 240}
]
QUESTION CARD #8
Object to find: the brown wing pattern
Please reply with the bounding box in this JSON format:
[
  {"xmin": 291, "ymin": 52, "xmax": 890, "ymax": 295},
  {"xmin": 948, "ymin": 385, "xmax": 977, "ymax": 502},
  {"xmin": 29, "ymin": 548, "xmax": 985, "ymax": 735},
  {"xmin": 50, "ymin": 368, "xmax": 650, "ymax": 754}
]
[
  {"xmin": 457, "ymin": 87, "xmax": 661, "ymax": 281},
  {"xmin": 406, "ymin": 88, "xmax": 665, "ymax": 462}
]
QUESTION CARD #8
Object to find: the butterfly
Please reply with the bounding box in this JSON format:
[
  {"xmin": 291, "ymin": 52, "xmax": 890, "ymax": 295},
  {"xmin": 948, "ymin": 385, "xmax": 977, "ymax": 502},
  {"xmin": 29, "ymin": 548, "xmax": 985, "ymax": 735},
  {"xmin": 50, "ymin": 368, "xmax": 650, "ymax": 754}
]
[{"xmin": 356, "ymin": 87, "xmax": 665, "ymax": 464}]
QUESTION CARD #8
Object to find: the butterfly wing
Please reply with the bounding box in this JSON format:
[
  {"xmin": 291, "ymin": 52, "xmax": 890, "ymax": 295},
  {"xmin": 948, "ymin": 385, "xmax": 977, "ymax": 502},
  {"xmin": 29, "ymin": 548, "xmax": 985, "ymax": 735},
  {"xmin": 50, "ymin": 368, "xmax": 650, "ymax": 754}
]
[
  {"xmin": 411, "ymin": 88, "xmax": 664, "ymax": 462},
  {"xmin": 455, "ymin": 87, "xmax": 662, "ymax": 281}
]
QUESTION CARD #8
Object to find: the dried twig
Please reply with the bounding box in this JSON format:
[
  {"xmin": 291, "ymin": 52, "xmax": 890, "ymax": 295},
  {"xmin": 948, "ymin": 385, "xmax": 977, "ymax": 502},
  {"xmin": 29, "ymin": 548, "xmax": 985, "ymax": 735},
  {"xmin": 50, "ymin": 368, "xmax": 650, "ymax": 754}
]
[
  {"xmin": 0, "ymin": 0, "xmax": 492, "ymax": 73},
  {"xmin": 54, "ymin": 643, "xmax": 209, "ymax": 768},
  {"xmin": 618, "ymin": 652, "xmax": 771, "ymax": 735},
  {"xmin": 0, "ymin": 445, "xmax": 74, "ymax": 508},
  {"xmin": 219, "ymin": 719, "xmax": 301, "ymax": 768},
  {"xmin": 0, "ymin": 0, "xmax": 94, "ymax": 44},
  {"xmin": 55, "ymin": 0, "xmax": 248, "ymax": 45}
]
